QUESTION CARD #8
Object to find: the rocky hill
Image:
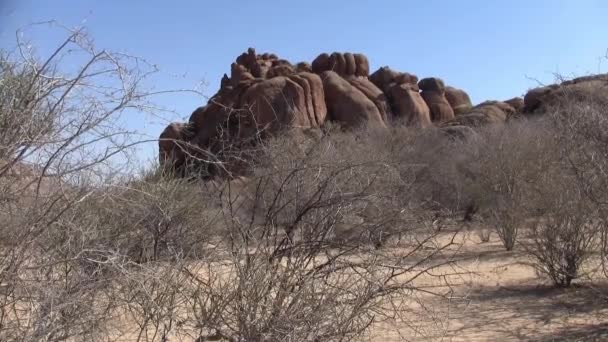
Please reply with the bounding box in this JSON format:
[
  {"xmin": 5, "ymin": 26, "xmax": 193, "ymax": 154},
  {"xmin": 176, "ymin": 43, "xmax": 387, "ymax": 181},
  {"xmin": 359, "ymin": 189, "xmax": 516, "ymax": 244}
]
[{"xmin": 159, "ymin": 48, "xmax": 608, "ymax": 177}]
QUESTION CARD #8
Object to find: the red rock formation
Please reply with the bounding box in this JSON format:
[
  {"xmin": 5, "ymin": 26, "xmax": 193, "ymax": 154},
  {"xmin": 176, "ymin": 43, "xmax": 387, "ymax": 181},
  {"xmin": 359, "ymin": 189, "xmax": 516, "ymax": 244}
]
[
  {"xmin": 523, "ymin": 74, "xmax": 608, "ymax": 114},
  {"xmin": 388, "ymin": 83, "xmax": 431, "ymax": 127},
  {"xmin": 320, "ymin": 71, "xmax": 385, "ymax": 128},
  {"xmin": 444, "ymin": 86, "xmax": 473, "ymax": 115},
  {"xmin": 161, "ymin": 47, "xmax": 573, "ymax": 177},
  {"xmin": 418, "ymin": 78, "xmax": 455, "ymax": 123}
]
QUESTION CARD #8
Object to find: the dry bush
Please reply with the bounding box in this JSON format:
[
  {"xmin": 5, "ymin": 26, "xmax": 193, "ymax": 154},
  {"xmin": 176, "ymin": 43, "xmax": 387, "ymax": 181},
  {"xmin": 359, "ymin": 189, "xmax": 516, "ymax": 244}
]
[
  {"xmin": 464, "ymin": 121, "xmax": 557, "ymax": 251},
  {"xmin": 0, "ymin": 23, "xmax": 193, "ymax": 340},
  {"xmin": 0, "ymin": 25, "xmax": 461, "ymax": 341},
  {"xmin": 525, "ymin": 181, "xmax": 601, "ymax": 287},
  {"xmin": 174, "ymin": 130, "xmax": 459, "ymax": 341},
  {"xmin": 538, "ymin": 80, "xmax": 608, "ymax": 286},
  {"xmin": 403, "ymin": 127, "xmax": 477, "ymax": 215},
  {"xmin": 400, "ymin": 121, "xmax": 555, "ymax": 251},
  {"xmin": 547, "ymin": 86, "xmax": 608, "ymax": 235},
  {"xmin": 71, "ymin": 177, "xmax": 219, "ymax": 263}
]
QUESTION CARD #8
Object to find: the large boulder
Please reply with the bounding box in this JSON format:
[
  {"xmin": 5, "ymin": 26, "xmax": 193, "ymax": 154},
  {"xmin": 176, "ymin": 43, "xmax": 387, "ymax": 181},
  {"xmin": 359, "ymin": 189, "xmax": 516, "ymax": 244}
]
[
  {"xmin": 524, "ymin": 74, "xmax": 608, "ymax": 114},
  {"xmin": 474, "ymin": 101, "xmax": 516, "ymax": 120},
  {"xmin": 295, "ymin": 62, "xmax": 312, "ymax": 73},
  {"xmin": 320, "ymin": 71, "xmax": 386, "ymax": 128},
  {"xmin": 240, "ymin": 74, "xmax": 327, "ymax": 130},
  {"xmin": 369, "ymin": 66, "xmax": 418, "ymax": 93},
  {"xmin": 445, "ymin": 101, "xmax": 514, "ymax": 127},
  {"xmin": 444, "ymin": 86, "xmax": 473, "ymax": 115},
  {"xmin": 312, "ymin": 53, "xmax": 330, "ymax": 74},
  {"xmin": 230, "ymin": 63, "xmax": 254, "ymax": 85},
  {"xmin": 418, "ymin": 77, "xmax": 446, "ymax": 92},
  {"xmin": 456, "ymin": 101, "xmax": 517, "ymax": 126},
  {"xmin": 288, "ymin": 72, "xmax": 328, "ymax": 127},
  {"xmin": 159, "ymin": 122, "xmax": 194, "ymax": 167},
  {"xmin": 312, "ymin": 52, "xmax": 370, "ymax": 77},
  {"xmin": 418, "ymin": 78, "xmax": 455, "ymax": 123},
  {"xmin": 345, "ymin": 76, "xmax": 393, "ymax": 122},
  {"xmin": 267, "ymin": 64, "xmax": 295, "ymax": 78},
  {"xmin": 235, "ymin": 47, "xmax": 277, "ymax": 79},
  {"xmin": 388, "ymin": 83, "xmax": 431, "ymax": 127},
  {"xmin": 353, "ymin": 53, "xmax": 370, "ymax": 77},
  {"xmin": 523, "ymin": 86, "xmax": 555, "ymax": 113},
  {"xmin": 504, "ymin": 97, "xmax": 524, "ymax": 113}
]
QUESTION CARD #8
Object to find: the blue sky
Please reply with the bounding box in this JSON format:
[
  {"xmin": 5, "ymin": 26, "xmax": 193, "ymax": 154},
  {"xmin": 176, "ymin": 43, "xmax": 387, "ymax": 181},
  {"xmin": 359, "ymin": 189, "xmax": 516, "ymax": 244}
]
[{"xmin": 1, "ymin": 1, "xmax": 607, "ymax": 159}]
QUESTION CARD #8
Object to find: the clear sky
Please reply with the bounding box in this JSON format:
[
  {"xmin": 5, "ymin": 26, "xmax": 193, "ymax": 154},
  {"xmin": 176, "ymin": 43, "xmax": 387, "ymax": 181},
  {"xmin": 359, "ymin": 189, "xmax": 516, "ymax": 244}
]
[{"xmin": 1, "ymin": 0, "xmax": 607, "ymax": 159}]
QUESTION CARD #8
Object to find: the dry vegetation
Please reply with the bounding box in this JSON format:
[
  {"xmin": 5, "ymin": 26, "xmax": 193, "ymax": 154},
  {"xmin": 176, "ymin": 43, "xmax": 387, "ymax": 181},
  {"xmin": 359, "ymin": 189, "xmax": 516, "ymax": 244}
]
[{"xmin": 1, "ymin": 26, "xmax": 608, "ymax": 341}]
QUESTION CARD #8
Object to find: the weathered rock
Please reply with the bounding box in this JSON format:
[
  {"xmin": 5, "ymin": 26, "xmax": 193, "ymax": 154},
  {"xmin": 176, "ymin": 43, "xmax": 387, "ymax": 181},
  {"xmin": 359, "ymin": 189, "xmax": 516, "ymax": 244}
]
[
  {"xmin": 345, "ymin": 75, "xmax": 392, "ymax": 122},
  {"xmin": 524, "ymin": 75, "xmax": 608, "ymax": 114},
  {"xmin": 444, "ymin": 86, "xmax": 473, "ymax": 115},
  {"xmin": 297, "ymin": 72, "xmax": 328, "ymax": 126},
  {"xmin": 288, "ymin": 73, "xmax": 328, "ymax": 127},
  {"xmin": 370, "ymin": 66, "xmax": 417, "ymax": 93},
  {"xmin": 267, "ymin": 64, "xmax": 295, "ymax": 78},
  {"xmin": 241, "ymin": 76, "xmax": 313, "ymax": 130},
  {"xmin": 230, "ymin": 63, "xmax": 254, "ymax": 85},
  {"xmin": 523, "ymin": 86, "xmax": 554, "ymax": 113},
  {"xmin": 272, "ymin": 59, "xmax": 293, "ymax": 68},
  {"xmin": 295, "ymin": 62, "xmax": 312, "ymax": 73},
  {"xmin": 504, "ymin": 97, "xmax": 524, "ymax": 112},
  {"xmin": 329, "ymin": 52, "xmax": 347, "ymax": 75},
  {"xmin": 467, "ymin": 101, "xmax": 514, "ymax": 123},
  {"xmin": 388, "ymin": 83, "xmax": 431, "ymax": 127},
  {"xmin": 417, "ymin": 77, "xmax": 454, "ymax": 122},
  {"xmin": 320, "ymin": 71, "xmax": 386, "ymax": 128},
  {"xmin": 420, "ymin": 91, "xmax": 454, "ymax": 123},
  {"xmin": 344, "ymin": 53, "xmax": 356, "ymax": 75},
  {"xmin": 312, "ymin": 53, "xmax": 330, "ymax": 73},
  {"xmin": 312, "ymin": 52, "xmax": 370, "ymax": 77},
  {"xmin": 353, "ymin": 53, "xmax": 370, "ymax": 77},
  {"xmin": 418, "ymin": 77, "xmax": 445, "ymax": 92},
  {"xmin": 159, "ymin": 122, "xmax": 193, "ymax": 167},
  {"xmin": 370, "ymin": 67, "xmax": 399, "ymax": 93}
]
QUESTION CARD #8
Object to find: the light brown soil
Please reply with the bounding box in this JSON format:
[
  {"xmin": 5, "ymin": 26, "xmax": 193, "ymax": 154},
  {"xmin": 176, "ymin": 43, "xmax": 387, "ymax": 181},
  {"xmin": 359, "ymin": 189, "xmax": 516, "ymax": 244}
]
[{"xmin": 367, "ymin": 229, "xmax": 608, "ymax": 342}]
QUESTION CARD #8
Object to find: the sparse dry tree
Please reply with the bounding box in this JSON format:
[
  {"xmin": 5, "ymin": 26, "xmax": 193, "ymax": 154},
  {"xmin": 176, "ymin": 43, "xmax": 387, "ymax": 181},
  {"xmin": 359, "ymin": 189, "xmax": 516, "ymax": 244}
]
[
  {"xmin": 542, "ymin": 78, "xmax": 608, "ymax": 285},
  {"xmin": 0, "ymin": 22, "xmax": 195, "ymax": 341},
  {"xmin": 525, "ymin": 177, "xmax": 601, "ymax": 287},
  {"xmin": 0, "ymin": 21, "xmax": 467, "ymax": 342},
  {"xmin": 173, "ymin": 130, "xmax": 462, "ymax": 341},
  {"xmin": 464, "ymin": 122, "xmax": 556, "ymax": 251}
]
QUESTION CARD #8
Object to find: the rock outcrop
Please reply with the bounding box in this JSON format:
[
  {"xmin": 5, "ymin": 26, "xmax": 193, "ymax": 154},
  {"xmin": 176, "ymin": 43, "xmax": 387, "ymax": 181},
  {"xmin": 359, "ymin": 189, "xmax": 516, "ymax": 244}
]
[
  {"xmin": 445, "ymin": 86, "xmax": 473, "ymax": 115},
  {"xmin": 523, "ymin": 74, "xmax": 608, "ymax": 114},
  {"xmin": 418, "ymin": 78, "xmax": 455, "ymax": 123},
  {"xmin": 159, "ymin": 47, "xmax": 608, "ymax": 178},
  {"xmin": 388, "ymin": 83, "xmax": 431, "ymax": 127},
  {"xmin": 321, "ymin": 71, "xmax": 386, "ymax": 128}
]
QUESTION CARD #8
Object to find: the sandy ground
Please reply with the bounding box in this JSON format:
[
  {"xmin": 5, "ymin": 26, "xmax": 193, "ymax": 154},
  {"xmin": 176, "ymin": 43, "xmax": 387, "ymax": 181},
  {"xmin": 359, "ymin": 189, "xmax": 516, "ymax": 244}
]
[
  {"xmin": 367, "ymin": 228, "xmax": 608, "ymax": 342},
  {"xmin": 108, "ymin": 225, "xmax": 608, "ymax": 342}
]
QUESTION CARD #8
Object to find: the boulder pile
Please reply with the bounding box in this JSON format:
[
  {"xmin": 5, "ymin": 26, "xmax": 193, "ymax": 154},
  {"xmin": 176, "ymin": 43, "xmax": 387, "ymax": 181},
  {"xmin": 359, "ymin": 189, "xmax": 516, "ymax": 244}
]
[{"xmin": 159, "ymin": 48, "xmax": 608, "ymax": 177}]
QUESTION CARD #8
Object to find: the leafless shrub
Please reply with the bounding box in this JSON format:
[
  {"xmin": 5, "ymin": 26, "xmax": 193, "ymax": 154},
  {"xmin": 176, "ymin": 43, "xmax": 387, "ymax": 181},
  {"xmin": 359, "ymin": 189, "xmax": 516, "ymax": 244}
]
[
  {"xmin": 0, "ymin": 22, "xmax": 196, "ymax": 340},
  {"xmin": 545, "ymin": 81, "xmax": 608, "ymax": 271},
  {"xmin": 74, "ymin": 177, "xmax": 219, "ymax": 263},
  {"xmin": 0, "ymin": 21, "xmax": 486, "ymax": 341},
  {"xmin": 476, "ymin": 123, "xmax": 553, "ymax": 250},
  {"xmin": 525, "ymin": 176, "xmax": 601, "ymax": 287},
  {"xmin": 175, "ymin": 130, "xmax": 459, "ymax": 341}
]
